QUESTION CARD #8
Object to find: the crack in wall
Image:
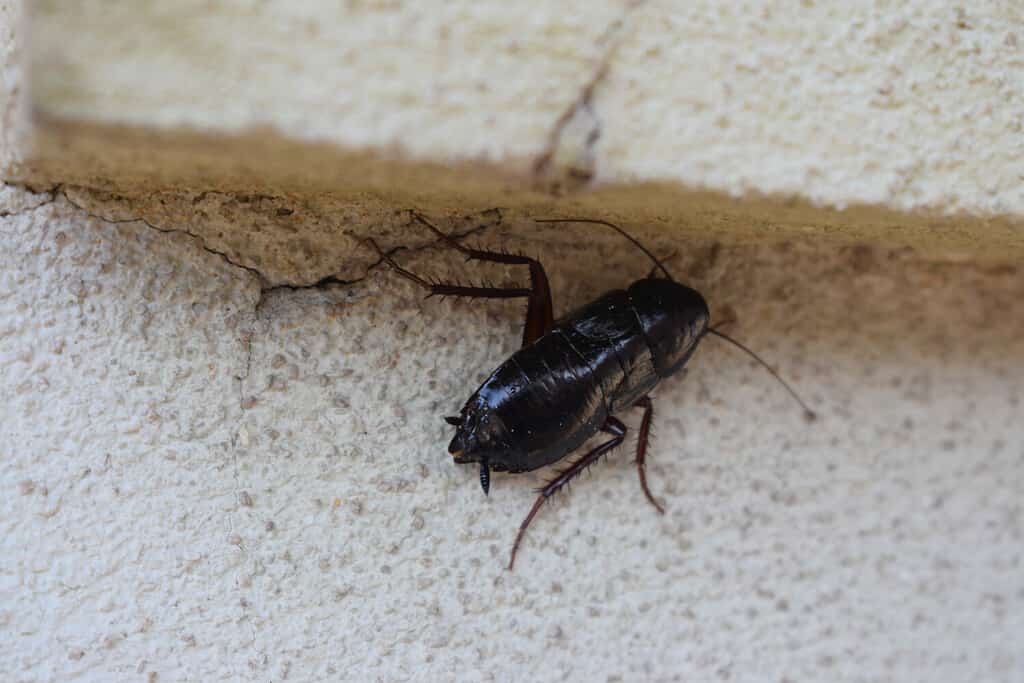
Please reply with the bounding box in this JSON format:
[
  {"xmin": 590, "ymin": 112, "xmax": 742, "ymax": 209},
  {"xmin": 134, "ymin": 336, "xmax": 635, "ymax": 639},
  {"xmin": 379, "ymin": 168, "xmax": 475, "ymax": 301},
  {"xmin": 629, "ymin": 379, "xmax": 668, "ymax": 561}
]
[
  {"xmin": 59, "ymin": 186, "xmax": 268, "ymax": 283},
  {"xmin": 532, "ymin": 63, "xmax": 607, "ymax": 186},
  {"xmin": 0, "ymin": 182, "xmax": 61, "ymax": 218},
  {"xmin": 532, "ymin": 1, "xmax": 648, "ymax": 192},
  {"xmin": 57, "ymin": 185, "xmax": 503, "ymax": 297},
  {"xmin": 53, "ymin": 184, "xmax": 505, "ymax": 410},
  {"xmin": 239, "ymin": 215, "xmax": 501, "ymax": 442}
]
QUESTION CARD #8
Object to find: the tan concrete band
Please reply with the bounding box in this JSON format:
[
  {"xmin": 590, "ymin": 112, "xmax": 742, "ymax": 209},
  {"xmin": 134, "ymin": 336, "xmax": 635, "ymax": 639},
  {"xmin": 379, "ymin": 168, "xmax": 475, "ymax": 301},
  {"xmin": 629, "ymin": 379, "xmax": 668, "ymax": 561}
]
[{"xmin": 7, "ymin": 1, "xmax": 1023, "ymax": 263}]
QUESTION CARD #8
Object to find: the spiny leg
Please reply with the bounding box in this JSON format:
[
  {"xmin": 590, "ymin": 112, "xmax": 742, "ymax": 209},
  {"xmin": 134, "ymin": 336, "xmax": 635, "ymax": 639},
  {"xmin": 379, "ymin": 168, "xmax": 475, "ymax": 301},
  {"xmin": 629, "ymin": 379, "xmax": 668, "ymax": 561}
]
[
  {"xmin": 508, "ymin": 417, "xmax": 626, "ymax": 570},
  {"xmin": 633, "ymin": 396, "xmax": 665, "ymax": 514},
  {"xmin": 410, "ymin": 212, "xmax": 554, "ymax": 346},
  {"xmin": 368, "ymin": 213, "xmax": 556, "ymax": 498},
  {"xmin": 365, "ymin": 237, "xmax": 531, "ymax": 300}
]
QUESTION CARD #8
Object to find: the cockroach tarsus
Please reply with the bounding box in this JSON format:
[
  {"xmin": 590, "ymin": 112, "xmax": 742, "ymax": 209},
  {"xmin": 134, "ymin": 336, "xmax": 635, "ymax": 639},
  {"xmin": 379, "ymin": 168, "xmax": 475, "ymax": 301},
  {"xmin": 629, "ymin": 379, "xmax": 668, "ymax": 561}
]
[{"xmin": 366, "ymin": 212, "xmax": 816, "ymax": 570}]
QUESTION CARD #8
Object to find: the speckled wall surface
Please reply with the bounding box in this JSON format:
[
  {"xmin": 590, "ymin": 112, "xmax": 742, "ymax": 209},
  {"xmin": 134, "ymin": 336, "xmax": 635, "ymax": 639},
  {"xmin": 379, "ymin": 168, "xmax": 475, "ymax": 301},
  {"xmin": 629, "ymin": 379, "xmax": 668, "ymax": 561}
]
[{"xmin": 2, "ymin": 185, "xmax": 1021, "ymax": 681}]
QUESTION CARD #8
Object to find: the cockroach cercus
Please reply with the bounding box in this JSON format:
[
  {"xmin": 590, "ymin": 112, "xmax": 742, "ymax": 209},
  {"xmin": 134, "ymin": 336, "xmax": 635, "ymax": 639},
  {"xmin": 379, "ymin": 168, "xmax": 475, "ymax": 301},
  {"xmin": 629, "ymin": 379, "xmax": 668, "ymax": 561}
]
[{"xmin": 366, "ymin": 213, "xmax": 815, "ymax": 569}]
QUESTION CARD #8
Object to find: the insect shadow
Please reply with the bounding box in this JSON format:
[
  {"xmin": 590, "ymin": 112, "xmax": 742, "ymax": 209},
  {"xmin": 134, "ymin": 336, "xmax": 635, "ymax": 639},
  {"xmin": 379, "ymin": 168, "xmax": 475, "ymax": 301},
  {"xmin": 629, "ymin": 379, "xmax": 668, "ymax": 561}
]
[{"xmin": 366, "ymin": 213, "xmax": 815, "ymax": 569}]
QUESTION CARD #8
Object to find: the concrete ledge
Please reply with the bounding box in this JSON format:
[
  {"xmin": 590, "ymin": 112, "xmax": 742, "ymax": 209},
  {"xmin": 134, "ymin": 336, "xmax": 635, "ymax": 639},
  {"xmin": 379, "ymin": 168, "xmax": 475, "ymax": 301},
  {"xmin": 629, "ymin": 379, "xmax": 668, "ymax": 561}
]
[{"xmin": 8, "ymin": 1, "xmax": 1023, "ymax": 263}]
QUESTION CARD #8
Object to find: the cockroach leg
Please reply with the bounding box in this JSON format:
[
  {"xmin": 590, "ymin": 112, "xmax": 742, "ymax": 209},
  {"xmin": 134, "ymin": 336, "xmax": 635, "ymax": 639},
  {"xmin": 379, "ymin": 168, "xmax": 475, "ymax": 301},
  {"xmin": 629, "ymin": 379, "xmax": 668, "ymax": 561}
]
[
  {"xmin": 365, "ymin": 237, "xmax": 531, "ymax": 300},
  {"xmin": 633, "ymin": 396, "xmax": 665, "ymax": 514},
  {"xmin": 508, "ymin": 417, "xmax": 626, "ymax": 570},
  {"xmin": 410, "ymin": 212, "xmax": 554, "ymax": 346}
]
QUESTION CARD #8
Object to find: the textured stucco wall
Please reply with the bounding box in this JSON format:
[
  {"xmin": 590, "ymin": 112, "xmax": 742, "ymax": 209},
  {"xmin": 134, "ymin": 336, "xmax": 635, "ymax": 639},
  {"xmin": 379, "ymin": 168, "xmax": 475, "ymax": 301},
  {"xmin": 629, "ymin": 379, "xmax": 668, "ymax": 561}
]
[
  {"xmin": 2, "ymin": 184, "xmax": 1022, "ymax": 681},
  {"xmin": 4, "ymin": 2, "xmax": 1024, "ymax": 681}
]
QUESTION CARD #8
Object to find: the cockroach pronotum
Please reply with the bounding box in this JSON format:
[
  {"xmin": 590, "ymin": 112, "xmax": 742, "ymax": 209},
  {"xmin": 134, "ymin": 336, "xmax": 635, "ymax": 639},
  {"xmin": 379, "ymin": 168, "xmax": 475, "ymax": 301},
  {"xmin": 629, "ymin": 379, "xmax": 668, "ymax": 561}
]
[{"xmin": 367, "ymin": 213, "xmax": 815, "ymax": 569}]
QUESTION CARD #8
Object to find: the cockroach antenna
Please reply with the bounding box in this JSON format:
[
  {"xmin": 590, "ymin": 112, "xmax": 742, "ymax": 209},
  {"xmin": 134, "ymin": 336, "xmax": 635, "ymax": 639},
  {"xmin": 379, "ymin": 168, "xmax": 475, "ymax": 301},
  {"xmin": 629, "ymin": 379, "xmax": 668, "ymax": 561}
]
[
  {"xmin": 536, "ymin": 217, "xmax": 814, "ymax": 422},
  {"xmin": 706, "ymin": 326, "xmax": 817, "ymax": 421},
  {"xmin": 535, "ymin": 218, "xmax": 675, "ymax": 281}
]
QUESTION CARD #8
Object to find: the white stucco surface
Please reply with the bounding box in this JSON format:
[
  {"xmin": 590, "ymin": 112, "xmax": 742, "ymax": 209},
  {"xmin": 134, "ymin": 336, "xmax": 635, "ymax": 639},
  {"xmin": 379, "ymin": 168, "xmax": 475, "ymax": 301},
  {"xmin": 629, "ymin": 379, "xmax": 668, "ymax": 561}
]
[
  {"xmin": 597, "ymin": 1, "xmax": 1024, "ymax": 214},
  {"xmin": 2, "ymin": 185, "xmax": 1022, "ymax": 681}
]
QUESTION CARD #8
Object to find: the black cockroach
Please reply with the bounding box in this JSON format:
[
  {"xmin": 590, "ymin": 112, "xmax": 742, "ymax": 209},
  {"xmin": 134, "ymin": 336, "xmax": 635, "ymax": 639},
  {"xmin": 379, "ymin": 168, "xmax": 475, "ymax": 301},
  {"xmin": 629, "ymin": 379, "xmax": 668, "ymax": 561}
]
[{"xmin": 367, "ymin": 213, "xmax": 815, "ymax": 569}]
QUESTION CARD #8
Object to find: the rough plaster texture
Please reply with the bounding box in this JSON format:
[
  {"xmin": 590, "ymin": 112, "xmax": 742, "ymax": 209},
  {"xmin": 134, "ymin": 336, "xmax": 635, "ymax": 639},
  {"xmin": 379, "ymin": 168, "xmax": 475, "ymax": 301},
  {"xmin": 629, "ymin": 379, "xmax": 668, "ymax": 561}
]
[
  {"xmin": 597, "ymin": 1, "xmax": 1024, "ymax": 214},
  {"xmin": 3, "ymin": 184, "xmax": 1023, "ymax": 681},
  {"xmin": 9, "ymin": 0, "xmax": 1024, "ymax": 262}
]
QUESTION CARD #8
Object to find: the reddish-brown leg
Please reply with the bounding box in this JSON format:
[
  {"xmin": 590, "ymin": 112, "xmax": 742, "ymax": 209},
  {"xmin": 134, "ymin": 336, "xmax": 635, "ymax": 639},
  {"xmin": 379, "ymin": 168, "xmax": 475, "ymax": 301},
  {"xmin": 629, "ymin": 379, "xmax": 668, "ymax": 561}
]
[
  {"xmin": 633, "ymin": 396, "xmax": 665, "ymax": 514},
  {"xmin": 366, "ymin": 238, "xmax": 532, "ymax": 300},
  {"xmin": 409, "ymin": 212, "xmax": 554, "ymax": 346},
  {"xmin": 508, "ymin": 417, "xmax": 627, "ymax": 570}
]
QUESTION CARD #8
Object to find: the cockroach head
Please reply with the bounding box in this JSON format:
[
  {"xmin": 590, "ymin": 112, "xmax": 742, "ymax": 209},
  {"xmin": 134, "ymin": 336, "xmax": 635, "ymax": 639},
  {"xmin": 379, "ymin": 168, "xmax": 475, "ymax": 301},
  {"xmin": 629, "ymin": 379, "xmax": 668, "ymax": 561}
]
[
  {"xmin": 446, "ymin": 404, "xmax": 505, "ymax": 496},
  {"xmin": 444, "ymin": 400, "xmax": 504, "ymax": 466},
  {"xmin": 445, "ymin": 415, "xmax": 475, "ymax": 465}
]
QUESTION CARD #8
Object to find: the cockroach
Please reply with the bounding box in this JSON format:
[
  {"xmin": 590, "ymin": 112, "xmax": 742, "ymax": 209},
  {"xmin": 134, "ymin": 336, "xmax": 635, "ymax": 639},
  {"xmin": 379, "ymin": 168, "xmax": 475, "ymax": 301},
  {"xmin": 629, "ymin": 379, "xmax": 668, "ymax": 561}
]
[{"xmin": 367, "ymin": 213, "xmax": 815, "ymax": 569}]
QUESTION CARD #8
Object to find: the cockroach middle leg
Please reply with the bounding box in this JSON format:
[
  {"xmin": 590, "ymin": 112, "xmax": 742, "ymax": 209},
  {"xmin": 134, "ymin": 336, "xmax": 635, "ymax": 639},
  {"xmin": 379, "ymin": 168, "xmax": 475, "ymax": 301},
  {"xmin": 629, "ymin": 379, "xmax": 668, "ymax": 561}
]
[
  {"xmin": 633, "ymin": 395, "xmax": 665, "ymax": 514},
  {"xmin": 508, "ymin": 417, "xmax": 627, "ymax": 569}
]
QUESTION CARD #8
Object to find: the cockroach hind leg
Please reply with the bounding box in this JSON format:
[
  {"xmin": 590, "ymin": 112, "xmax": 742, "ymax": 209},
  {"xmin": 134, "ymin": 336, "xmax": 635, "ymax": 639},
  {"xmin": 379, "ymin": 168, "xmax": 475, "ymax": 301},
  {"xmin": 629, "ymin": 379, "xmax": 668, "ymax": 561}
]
[
  {"xmin": 508, "ymin": 425, "xmax": 625, "ymax": 570},
  {"xmin": 479, "ymin": 463, "xmax": 491, "ymax": 496},
  {"xmin": 633, "ymin": 396, "xmax": 666, "ymax": 515}
]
